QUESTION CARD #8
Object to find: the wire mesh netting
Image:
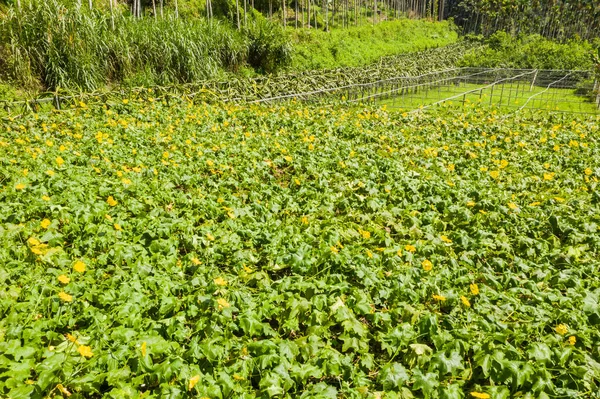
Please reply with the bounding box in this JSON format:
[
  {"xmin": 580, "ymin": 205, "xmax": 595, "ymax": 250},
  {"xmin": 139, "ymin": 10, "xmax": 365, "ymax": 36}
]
[
  {"xmin": 377, "ymin": 68, "xmax": 599, "ymax": 114},
  {"xmin": 2, "ymin": 67, "xmax": 598, "ymax": 116},
  {"xmin": 246, "ymin": 68, "xmax": 599, "ymax": 114}
]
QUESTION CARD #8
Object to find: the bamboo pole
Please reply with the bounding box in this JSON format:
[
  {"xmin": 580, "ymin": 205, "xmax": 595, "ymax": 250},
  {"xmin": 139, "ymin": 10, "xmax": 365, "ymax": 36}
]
[
  {"xmin": 109, "ymin": 0, "xmax": 115, "ymax": 29},
  {"xmin": 282, "ymin": 0, "xmax": 286, "ymax": 27}
]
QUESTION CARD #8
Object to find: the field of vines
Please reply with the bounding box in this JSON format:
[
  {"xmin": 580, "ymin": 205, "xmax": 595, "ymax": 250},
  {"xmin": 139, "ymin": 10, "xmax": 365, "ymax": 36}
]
[{"xmin": 1, "ymin": 96, "xmax": 600, "ymax": 398}]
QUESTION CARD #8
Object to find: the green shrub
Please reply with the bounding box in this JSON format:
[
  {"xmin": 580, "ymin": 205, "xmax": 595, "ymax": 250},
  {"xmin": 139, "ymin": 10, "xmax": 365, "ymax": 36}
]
[{"xmin": 244, "ymin": 17, "xmax": 292, "ymax": 73}]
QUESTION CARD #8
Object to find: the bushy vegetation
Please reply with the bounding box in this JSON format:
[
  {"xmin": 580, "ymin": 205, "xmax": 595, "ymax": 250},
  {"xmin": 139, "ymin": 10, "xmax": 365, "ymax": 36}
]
[
  {"xmin": 0, "ymin": 1, "xmax": 290, "ymax": 91},
  {"xmin": 291, "ymin": 19, "xmax": 458, "ymax": 70},
  {"xmin": 460, "ymin": 32, "xmax": 600, "ymax": 71},
  {"xmin": 1, "ymin": 97, "xmax": 600, "ymax": 398}
]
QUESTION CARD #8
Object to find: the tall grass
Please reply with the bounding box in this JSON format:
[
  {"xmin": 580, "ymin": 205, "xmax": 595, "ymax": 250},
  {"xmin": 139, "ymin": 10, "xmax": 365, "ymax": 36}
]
[{"xmin": 0, "ymin": 1, "xmax": 290, "ymax": 91}]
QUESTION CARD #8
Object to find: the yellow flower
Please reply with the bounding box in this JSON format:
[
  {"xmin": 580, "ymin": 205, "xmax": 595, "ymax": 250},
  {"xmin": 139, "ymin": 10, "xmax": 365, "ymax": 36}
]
[
  {"xmin": 206, "ymin": 233, "xmax": 215, "ymax": 241},
  {"xmin": 191, "ymin": 258, "xmax": 202, "ymax": 265},
  {"xmin": 359, "ymin": 229, "xmax": 371, "ymax": 239},
  {"xmin": 122, "ymin": 99, "xmax": 129, "ymax": 104},
  {"xmin": 432, "ymin": 294, "xmax": 446, "ymax": 301},
  {"xmin": 543, "ymin": 172, "xmax": 555, "ymax": 181},
  {"xmin": 188, "ymin": 374, "xmax": 201, "ymax": 391},
  {"xmin": 467, "ymin": 201, "xmax": 475, "ymax": 207},
  {"xmin": 366, "ymin": 250, "xmax": 373, "ymax": 258},
  {"xmin": 217, "ymin": 298, "xmax": 230, "ymax": 310},
  {"xmin": 397, "ymin": 249, "xmax": 403, "ymax": 257},
  {"xmin": 489, "ymin": 170, "xmax": 500, "ymax": 179},
  {"xmin": 73, "ymin": 260, "xmax": 86, "ymax": 273},
  {"xmin": 47, "ymin": 170, "xmax": 55, "ymax": 176},
  {"xmin": 301, "ymin": 216, "xmax": 309, "ymax": 225},
  {"xmin": 77, "ymin": 345, "xmax": 93, "ymax": 358},
  {"xmin": 330, "ymin": 246, "xmax": 339, "ymax": 254},
  {"xmin": 66, "ymin": 333, "xmax": 78, "ymax": 343},
  {"xmin": 114, "ymin": 223, "xmax": 122, "ymax": 231},
  {"xmin": 58, "ymin": 275, "xmax": 70, "ymax": 285},
  {"xmin": 555, "ymin": 324, "xmax": 568, "ymax": 335},
  {"xmin": 214, "ymin": 277, "xmax": 227, "ymax": 286},
  {"xmin": 107, "ymin": 196, "xmax": 118, "ymax": 206},
  {"xmin": 440, "ymin": 235, "xmax": 452, "ymax": 243},
  {"xmin": 508, "ymin": 202, "xmax": 518, "ymax": 210},
  {"xmin": 58, "ymin": 292, "xmax": 73, "ymax": 302},
  {"xmin": 568, "ymin": 336, "xmax": 576, "ymax": 345},
  {"xmin": 121, "ymin": 178, "xmax": 132, "ymax": 185},
  {"xmin": 447, "ymin": 164, "xmax": 455, "ymax": 172},
  {"xmin": 15, "ymin": 183, "xmax": 26, "ymax": 190},
  {"xmin": 41, "ymin": 219, "xmax": 52, "ymax": 229},
  {"xmin": 140, "ymin": 341, "xmax": 147, "ymax": 357},
  {"xmin": 470, "ymin": 283, "xmax": 479, "ymax": 295},
  {"xmin": 42, "ymin": 195, "xmax": 51, "ymax": 201},
  {"xmin": 206, "ymin": 160, "xmax": 214, "ymax": 167},
  {"xmin": 584, "ymin": 168, "xmax": 593, "ymax": 176},
  {"xmin": 163, "ymin": 151, "xmax": 169, "ymax": 159},
  {"xmin": 422, "ymin": 259, "xmax": 433, "ymax": 271},
  {"xmin": 56, "ymin": 156, "xmax": 65, "ymax": 167},
  {"xmin": 470, "ymin": 393, "xmax": 490, "ymax": 399},
  {"xmin": 56, "ymin": 384, "xmax": 72, "ymax": 397},
  {"xmin": 529, "ymin": 202, "xmax": 541, "ymax": 207},
  {"xmin": 499, "ymin": 159, "xmax": 508, "ymax": 169},
  {"xmin": 460, "ymin": 296, "xmax": 471, "ymax": 307},
  {"xmin": 405, "ymin": 244, "xmax": 416, "ymax": 253}
]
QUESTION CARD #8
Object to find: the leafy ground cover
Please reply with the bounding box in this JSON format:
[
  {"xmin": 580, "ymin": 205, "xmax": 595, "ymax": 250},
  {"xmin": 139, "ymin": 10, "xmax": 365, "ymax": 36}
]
[{"xmin": 1, "ymin": 98, "xmax": 600, "ymax": 399}]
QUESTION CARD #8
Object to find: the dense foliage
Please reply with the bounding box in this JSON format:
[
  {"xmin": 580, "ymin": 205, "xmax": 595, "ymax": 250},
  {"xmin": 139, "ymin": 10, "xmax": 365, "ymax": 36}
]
[
  {"xmin": 1, "ymin": 97, "xmax": 600, "ymax": 398},
  {"xmin": 0, "ymin": 1, "xmax": 290, "ymax": 91},
  {"xmin": 459, "ymin": 32, "xmax": 600, "ymax": 71}
]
